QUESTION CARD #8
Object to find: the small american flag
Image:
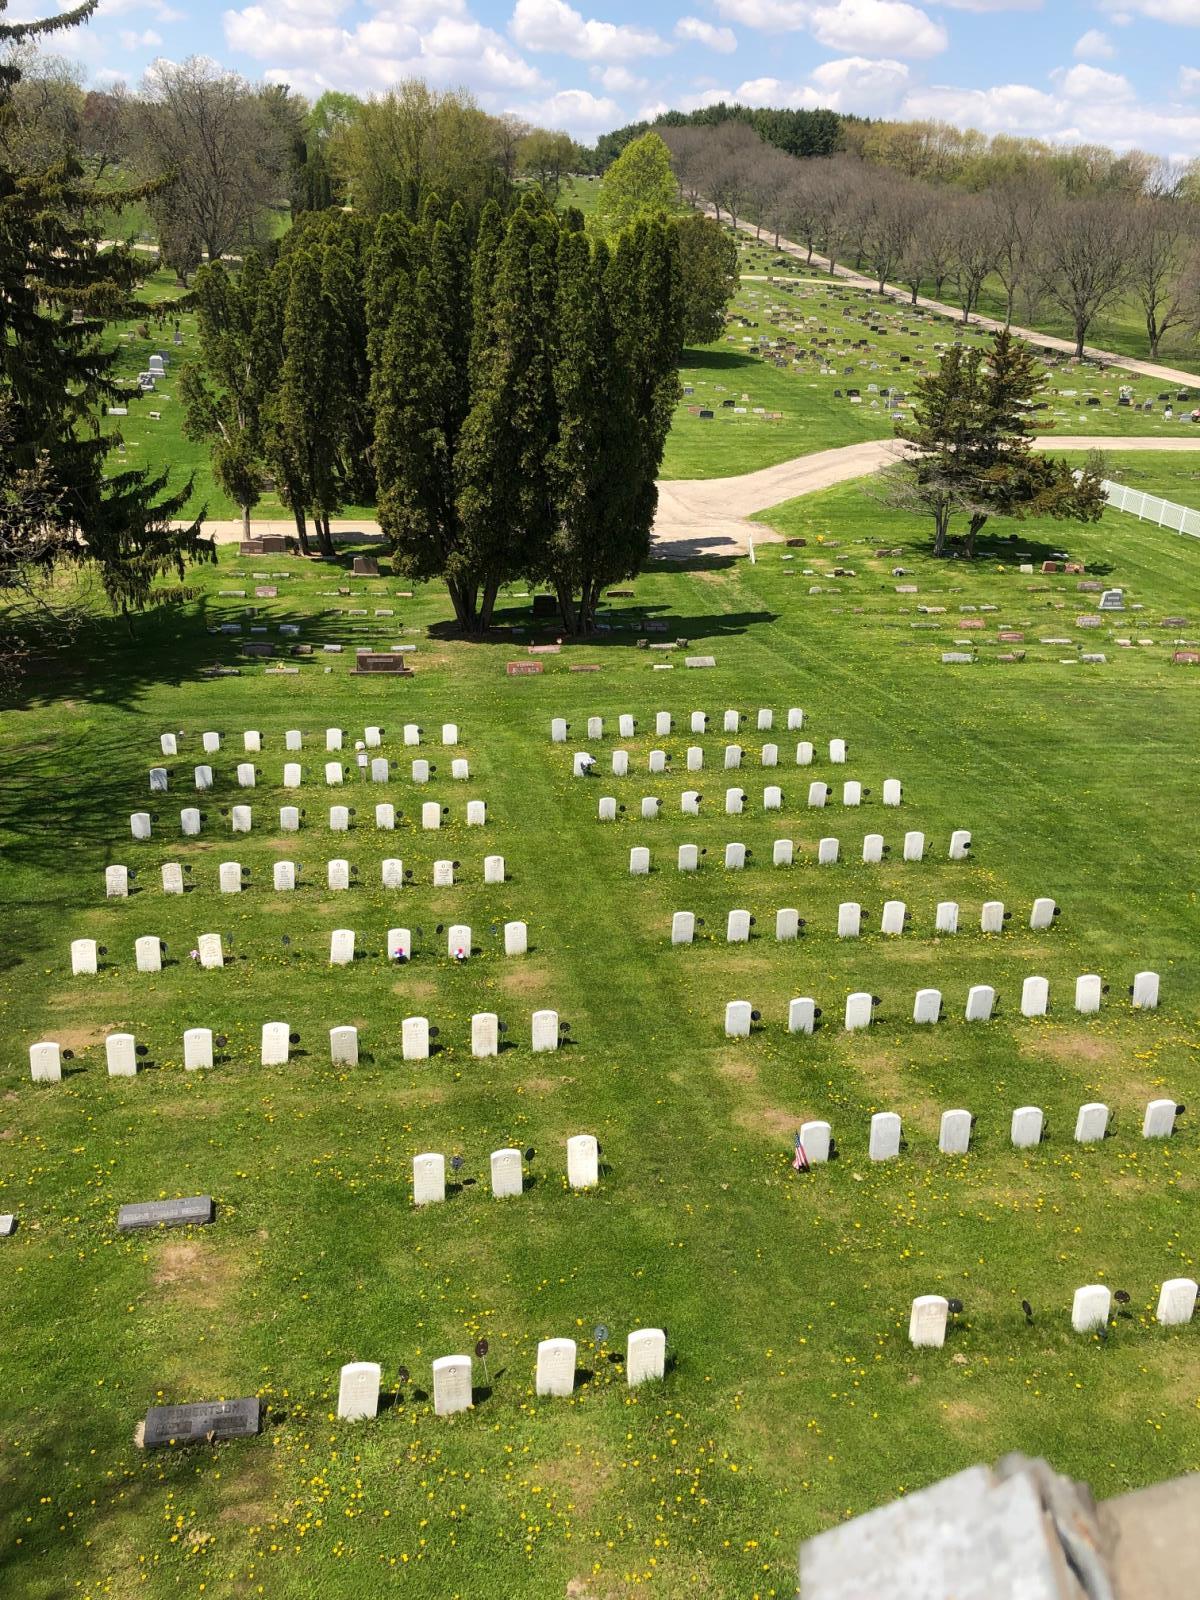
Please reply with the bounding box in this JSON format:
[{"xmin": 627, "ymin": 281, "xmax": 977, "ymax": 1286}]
[{"xmin": 793, "ymin": 1134, "xmax": 809, "ymax": 1172}]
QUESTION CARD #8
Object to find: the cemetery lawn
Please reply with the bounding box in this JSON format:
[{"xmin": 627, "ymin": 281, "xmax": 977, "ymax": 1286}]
[{"xmin": 3, "ymin": 475, "xmax": 1200, "ymax": 1600}]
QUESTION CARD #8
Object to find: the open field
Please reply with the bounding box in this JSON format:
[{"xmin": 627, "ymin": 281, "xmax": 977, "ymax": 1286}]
[{"xmin": 3, "ymin": 469, "xmax": 1200, "ymax": 1596}]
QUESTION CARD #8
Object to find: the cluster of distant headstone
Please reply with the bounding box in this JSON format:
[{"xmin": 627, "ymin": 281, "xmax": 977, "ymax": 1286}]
[
  {"xmin": 674, "ymin": 897, "xmax": 1055, "ymax": 943},
  {"xmin": 908, "ymin": 1278, "xmax": 1198, "ymax": 1350}
]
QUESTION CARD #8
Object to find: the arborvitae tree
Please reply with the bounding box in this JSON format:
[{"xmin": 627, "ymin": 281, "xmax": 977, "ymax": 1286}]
[
  {"xmin": 277, "ymin": 248, "xmax": 344, "ymax": 554},
  {"xmin": 1, "ymin": 0, "xmax": 208, "ymax": 648}
]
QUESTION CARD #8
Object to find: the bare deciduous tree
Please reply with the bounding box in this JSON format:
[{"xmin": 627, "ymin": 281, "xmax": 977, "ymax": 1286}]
[
  {"xmin": 1128, "ymin": 198, "xmax": 1198, "ymax": 358},
  {"xmin": 1037, "ymin": 195, "xmax": 1137, "ymax": 358}
]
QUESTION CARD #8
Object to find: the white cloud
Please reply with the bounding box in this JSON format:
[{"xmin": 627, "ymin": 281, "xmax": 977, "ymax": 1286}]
[
  {"xmin": 1180, "ymin": 65, "xmax": 1200, "ymax": 95},
  {"xmin": 509, "ymin": 0, "xmax": 671, "ymax": 60},
  {"xmin": 1100, "ymin": 0, "xmax": 1200, "ymax": 19},
  {"xmin": 937, "ymin": 0, "xmax": 1040, "ymax": 9},
  {"xmin": 809, "ymin": 52, "xmax": 909, "ymax": 110},
  {"xmin": 712, "ymin": 0, "xmax": 945, "ymax": 56},
  {"xmin": 1052, "ymin": 62, "xmax": 1134, "ymax": 100},
  {"xmin": 591, "ymin": 63, "xmax": 647, "ymax": 90},
  {"xmin": 509, "ymin": 86, "xmax": 621, "ymax": 130},
  {"xmin": 119, "ymin": 27, "xmax": 163, "ymax": 46},
  {"xmin": 1073, "ymin": 28, "xmax": 1115, "ymax": 58},
  {"xmin": 675, "ymin": 15, "xmax": 738, "ymax": 51}
]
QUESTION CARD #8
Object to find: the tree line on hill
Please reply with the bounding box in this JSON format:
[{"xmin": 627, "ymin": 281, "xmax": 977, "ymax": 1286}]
[{"xmin": 659, "ymin": 121, "xmax": 1200, "ymax": 362}]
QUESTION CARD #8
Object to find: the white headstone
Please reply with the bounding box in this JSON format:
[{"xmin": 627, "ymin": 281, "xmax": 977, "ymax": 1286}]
[
  {"xmin": 531, "ymin": 1009, "xmax": 559, "ymax": 1052},
  {"xmin": 965, "ymin": 985, "xmax": 994, "ymax": 1022},
  {"xmin": 261, "ymin": 1022, "xmax": 290, "ymax": 1065},
  {"xmin": 775, "ymin": 907, "xmax": 800, "ymax": 942},
  {"xmin": 282, "ymin": 762, "xmax": 302, "ymax": 789},
  {"xmin": 330, "ymin": 929, "xmax": 355, "ymax": 966},
  {"xmin": 324, "ymin": 761, "xmax": 343, "ymax": 786},
  {"xmin": 903, "ymin": 831, "xmax": 925, "ymax": 862},
  {"xmin": 327, "ymin": 859, "xmax": 350, "ymax": 891},
  {"xmin": 756, "ymin": 709, "xmax": 772, "ymax": 731},
  {"xmin": 837, "ymin": 902, "xmax": 861, "ymax": 938},
  {"xmin": 285, "ymin": 729, "xmax": 302, "ymax": 751},
  {"xmin": 842, "ymin": 781, "xmax": 862, "ymax": 807},
  {"xmin": 567, "ymin": 1134, "xmax": 599, "ymax": 1189},
  {"xmin": 882, "ymin": 779, "xmax": 902, "ymax": 807},
  {"xmin": 1072, "ymin": 1285, "xmax": 1111, "ymax": 1333},
  {"xmin": 935, "ymin": 900, "xmax": 959, "ymax": 935},
  {"xmin": 629, "ymin": 847, "xmax": 650, "ymax": 875},
  {"xmin": 587, "ymin": 716, "xmax": 603, "ymax": 740},
  {"xmin": 788, "ymin": 998, "xmax": 816, "ymax": 1035},
  {"xmin": 29, "ymin": 1041, "xmax": 61, "ymax": 1083},
  {"xmin": 183, "ymin": 1028, "xmax": 213, "ymax": 1070},
  {"xmin": 471, "ymin": 1012, "xmax": 499, "ymax": 1058},
  {"xmin": 807, "ymin": 781, "xmax": 828, "ymax": 808},
  {"xmin": 869, "ymin": 1111, "xmax": 901, "ymax": 1160},
  {"xmin": 430, "ymin": 859, "xmax": 453, "ymax": 888},
  {"xmin": 388, "ymin": 928, "xmax": 411, "ymax": 961},
  {"xmin": 202, "ymin": 731, "xmax": 220, "ymax": 754},
  {"xmin": 536, "ymin": 1338, "xmax": 577, "ymax": 1398},
  {"xmin": 799, "ymin": 1119, "xmax": 829, "ymax": 1162},
  {"xmin": 370, "ymin": 757, "xmax": 389, "ymax": 783},
  {"xmin": 491, "ymin": 1146, "xmax": 523, "ymax": 1198},
  {"xmin": 130, "ymin": 812, "xmax": 151, "ymax": 841},
  {"xmin": 881, "ymin": 900, "xmax": 906, "ymax": 935},
  {"xmin": 761, "ymin": 743, "xmax": 779, "ymax": 768},
  {"xmin": 686, "ymin": 747, "xmax": 703, "ymax": 771},
  {"xmin": 237, "ymin": 763, "xmax": 256, "ymax": 788},
  {"xmin": 421, "ymin": 802, "xmax": 441, "ymax": 830},
  {"xmin": 690, "ymin": 711, "xmax": 706, "ymax": 733},
  {"xmin": 106, "ymin": 1033, "xmax": 136, "ymax": 1077},
  {"xmin": 939, "ymin": 1109, "xmax": 971, "ymax": 1155},
  {"xmin": 829, "ymin": 739, "xmax": 846, "ymax": 764},
  {"xmin": 641, "ymin": 797, "xmax": 659, "ymax": 820},
  {"xmin": 913, "ymin": 988, "xmax": 941, "ymax": 1024},
  {"xmin": 197, "ymin": 933, "xmax": 223, "ymax": 969},
  {"xmin": 160, "ymin": 732, "xmax": 178, "ymax": 757},
  {"xmin": 949, "ymin": 829, "xmax": 971, "ymax": 860},
  {"xmin": 681, "ymin": 790, "xmax": 700, "ymax": 815},
  {"xmin": 787, "ymin": 707, "xmax": 804, "ymax": 730},
  {"xmin": 725, "ymin": 787, "xmax": 744, "ymax": 814},
  {"xmin": 626, "ymin": 1328, "xmax": 666, "ymax": 1386},
  {"xmin": 817, "ymin": 837, "xmax": 838, "ymax": 865},
  {"xmin": 727, "ymin": 909, "xmax": 751, "ymax": 943},
  {"xmin": 763, "ymin": 784, "xmax": 782, "ymax": 810},
  {"xmin": 611, "ymin": 749, "xmax": 629, "ymax": 777},
  {"xmin": 678, "ymin": 844, "xmax": 699, "ymax": 872},
  {"xmin": 908, "ymin": 1295, "xmax": 948, "ymax": 1349},
  {"xmin": 330, "ymin": 806, "xmax": 350, "ymax": 831},
  {"xmin": 280, "ymin": 806, "xmax": 299, "ymax": 832},
  {"xmin": 773, "ymin": 838, "xmax": 793, "ymax": 866},
  {"xmin": 620, "ymin": 715, "xmax": 636, "ymax": 739},
  {"xmin": 795, "ymin": 741, "xmax": 814, "ymax": 766},
  {"xmin": 194, "ymin": 765, "xmax": 213, "ymax": 791},
  {"xmin": 330, "ymin": 1025, "xmax": 359, "ymax": 1065},
  {"xmin": 326, "ymin": 728, "xmax": 343, "ymax": 751},
  {"xmin": 862, "ymin": 833, "xmax": 884, "ymax": 864},
  {"xmin": 243, "ymin": 730, "xmax": 261, "ymax": 753},
  {"xmin": 272, "ymin": 860, "xmax": 297, "ymax": 893},
  {"xmin": 447, "ymin": 924, "xmax": 471, "ymax": 960},
  {"xmin": 724, "ymin": 744, "xmax": 742, "ymax": 770},
  {"xmin": 219, "ymin": 861, "xmax": 242, "ymax": 894},
  {"xmin": 504, "ymin": 920, "xmax": 528, "ymax": 956},
  {"xmin": 412, "ymin": 759, "xmax": 430, "ymax": 784},
  {"xmin": 1021, "ymin": 976, "xmax": 1048, "ymax": 1017},
  {"xmin": 551, "ymin": 716, "xmax": 568, "ymax": 744},
  {"xmin": 598, "ymin": 796, "xmax": 616, "ymax": 822},
  {"xmin": 725, "ymin": 1000, "xmax": 752, "ymax": 1038},
  {"xmin": 181, "ymin": 808, "xmax": 201, "ymax": 836},
  {"xmin": 149, "ymin": 766, "xmax": 168, "ymax": 793},
  {"xmin": 413, "ymin": 1153, "xmax": 445, "ymax": 1205},
  {"xmin": 1075, "ymin": 974, "xmax": 1102, "ymax": 1014},
  {"xmin": 135, "ymin": 935, "xmax": 162, "ymax": 973},
  {"xmin": 1030, "ymin": 897, "xmax": 1056, "ymax": 931},
  {"xmin": 1132, "ymin": 971, "xmax": 1159, "ymax": 1010},
  {"xmin": 1143, "ymin": 1098, "xmax": 1176, "ymax": 1139},
  {"xmin": 380, "ymin": 857, "xmax": 404, "ymax": 889},
  {"xmin": 1075, "ymin": 1102, "xmax": 1108, "ymax": 1143},
  {"xmin": 337, "ymin": 1361, "xmax": 381, "ymax": 1421},
  {"xmin": 671, "ymin": 911, "xmax": 695, "ymax": 946},
  {"xmin": 71, "ymin": 938, "xmax": 98, "ymax": 975},
  {"xmin": 402, "ymin": 1016, "xmax": 430, "ymax": 1061},
  {"xmin": 649, "ymin": 749, "xmax": 666, "ymax": 774},
  {"xmin": 231, "ymin": 804, "xmax": 252, "ymax": 834},
  {"xmin": 844, "ymin": 992, "xmax": 872, "ymax": 1030},
  {"xmin": 980, "ymin": 901, "xmax": 1004, "ymax": 934},
  {"xmin": 432, "ymin": 1354, "xmax": 472, "ymax": 1415},
  {"xmin": 403, "ymin": 723, "xmax": 420, "ymax": 747},
  {"xmin": 724, "ymin": 842, "xmax": 745, "ymax": 869},
  {"xmin": 656, "ymin": 712, "xmax": 672, "ymax": 736},
  {"xmin": 466, "ymin": 801, "xmax": 486, "ymax": 827},
  {"xmin": 1011, "ymin": 1105, "xmax": 1044, "ymax": 1149},
  {"xmin": 723, "ymin": 709, "xmax": 739, "ymax": 733},
  {"xmin": 1155, "ymin": 1278, "xmax": 1197, "ymax": 1326}
]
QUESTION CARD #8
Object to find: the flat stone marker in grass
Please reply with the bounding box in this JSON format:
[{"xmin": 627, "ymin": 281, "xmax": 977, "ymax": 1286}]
[
  {"xmin": 536, "ymin": 1338, "xmax": 577, "ymax": 1398},
  {"xmin": 939, "ymin": 1109, "xmax": 971, "ymax": 1154},
  {"xmin": 198, "ymin": 934, "xmax": 223, "ymax": 969},
  {"xmin": 626, "ymin": 1329, "xmax": 666, "ymax": 1386},
  {"xmin": 1074, "ymin": 1102, "xmax": 1109, "ymax": 1143},
  {"xmin": 908, "ymin": 1295, "xmax": 948, "ymax": 1348},
  {"xmin": 869, "ymin": 1111, "xmax": 900, "ymax": 1160},
  {"xmin": 402, "ymin": 1016, "xmax": 430, "ymax": 1061},
  {"xmin": 567, "ymin": 1135, "xmax": 599, "ymax": 1189},
  {"xmin": 1132, "ymin": 970, "xmax": 1159, "ymax": 1009},
  {"xmin": 432, "ymin": 1355, "xmax": 472, "ymax": 1416},
  {"xmin": 965, "ymin": 985, "xmax": 994, "ymax": 1021},
  {"xmin": 1143, "ymin": 1099, "xmax": 1176, "ymax": 1139},
  {"xmin": 490, "ymin": 1147, "xmax": 523, "ymax": 1198},
  {"xmin": 1156, "ymin": 1278, "xmax": 1197, "ymax": 1326},
  {"xmin": 788, "ymin": 998, "xmax": 816, "ymax": 1034},
  {"xmin": 72, "ymin": 939, "xmax": 98, "ymax": 975},
  {"xmin": 118, "ymin": 1196, "xmax": 213, "ymax": 1231},
  {"xmin": 1072, "ymin": 1285, "xmax": 1110, "ymax": 1333},
  {"xmin": 142, "ymin": 1399, "xmax": 260, "ymax": 1450},
  {"xmin": 531, "ymin": 1009, "xmax": 559, "ymax": 1051},
  {"xmin": 338, "ymin": 1362, "xmax": 381, "ymax": 1421},
  {"xmin": 184, "ymin": 1029, "xmax": 212, "ymax": 1070},
  {"xmin": 29, "ymin": 1042, "xmax": 61, "ymax": 1083},
  {"xmin": 262, "ymin": 1023, "xmax": 290, "ymax": 1066},
  {"xmin": 413, "ymin": 1153, "xmax": 445, "ymax": 1206}
]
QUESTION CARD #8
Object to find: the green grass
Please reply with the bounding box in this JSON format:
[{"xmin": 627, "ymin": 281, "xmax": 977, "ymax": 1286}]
[{"xmin": 3, "ymin": 470, "xmax": 1200, "ymax": 1597}]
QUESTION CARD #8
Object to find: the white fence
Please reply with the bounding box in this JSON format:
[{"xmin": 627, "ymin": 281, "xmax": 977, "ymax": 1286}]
[{"xmin": 1101, "ymin": 478, "xmax": 1200, "ymax": 541}]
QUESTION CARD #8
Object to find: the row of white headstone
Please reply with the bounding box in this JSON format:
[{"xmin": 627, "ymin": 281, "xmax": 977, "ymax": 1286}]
[
  {"xmin": 674, "ymin": 898, "xmax": 1057, "ymax": 944},
  {"xmin": 553, "ymin": 708, "xmax": 805, "ymax": 740},
  {"xmin": 725, "ymin": 972, "xmax": 1160, "ymax": 1035},
  {"xmin": 104, "ymin": 855, "xmax": 507, "ymax": 899},
  {"xmin": 581, "ymin": 741, "xmax": 861, "ymax": 774},
  {"xmin": 609, "ymin": 780, "xmax": 901, "ymax": 816},
  {"xmin": 336, "ymin": 1328, "xmax": 666, "ymax": 1420},
  {"xmin": 909, "ymin": 1279, "xmax": 1198, "ymax": 1347},
  {"xmin": 633, "ymin": 831, "xmax": 973, "ymax": 874},
  {"xmin": 151, "ymin": 758, "xmax": 472, "ymax": 791},
  {"xmin": 795, "ymin": 1097, "xmax": 1178, "ymax": 1166},
  {"xmin": 161, "ymin": 724, "xmax": 460, "ymax": 756},
  {"xmin": 29, "ymin": 1007, "xmax": 564, "ymax": 1078},
  {"xmin": 413, "ymin": 1138, "xmax": 599, "ymax": 1203},
  {"xmin": 127, "ymin": 801, "xmax": 486, "ymax": 841}
]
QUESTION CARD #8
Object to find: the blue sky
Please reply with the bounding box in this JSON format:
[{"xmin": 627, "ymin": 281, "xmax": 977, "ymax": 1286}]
[{"xmin": 21, "ymin": 0, "xmax": 1200, "ymax": 155}]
